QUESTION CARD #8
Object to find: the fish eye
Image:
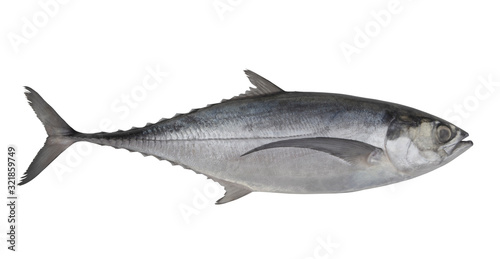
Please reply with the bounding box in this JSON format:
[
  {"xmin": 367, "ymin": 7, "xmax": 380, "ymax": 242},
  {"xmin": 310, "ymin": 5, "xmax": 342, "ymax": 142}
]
[{"xmin": 437, "ymin": 125, "xmax": 452, "ymax": 143}]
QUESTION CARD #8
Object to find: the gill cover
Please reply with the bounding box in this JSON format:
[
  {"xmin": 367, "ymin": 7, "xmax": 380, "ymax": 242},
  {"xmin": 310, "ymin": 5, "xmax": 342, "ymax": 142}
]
[{"xmin": 385, "ymin": 116, "xmax": 446, "ymax": 174}]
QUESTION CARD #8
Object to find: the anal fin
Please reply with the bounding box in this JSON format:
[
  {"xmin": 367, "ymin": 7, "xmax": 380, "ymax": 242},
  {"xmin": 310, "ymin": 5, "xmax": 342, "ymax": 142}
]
[{"xmin": 214, "ymin": 179, "xmax": 252, "ymax": 205}]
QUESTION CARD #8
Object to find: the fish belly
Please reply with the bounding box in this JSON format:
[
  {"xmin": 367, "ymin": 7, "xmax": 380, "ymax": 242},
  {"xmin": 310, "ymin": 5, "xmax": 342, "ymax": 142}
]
[{"xmin": 151, "ymin": 138, "xmax": 400, "ymax": 194}]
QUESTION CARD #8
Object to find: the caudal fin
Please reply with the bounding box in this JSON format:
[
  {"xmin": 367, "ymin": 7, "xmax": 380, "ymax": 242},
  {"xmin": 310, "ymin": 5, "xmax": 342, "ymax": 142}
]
[{"xmin": 19, "ymin": 87, "xmax": 78, "ymax": 185}]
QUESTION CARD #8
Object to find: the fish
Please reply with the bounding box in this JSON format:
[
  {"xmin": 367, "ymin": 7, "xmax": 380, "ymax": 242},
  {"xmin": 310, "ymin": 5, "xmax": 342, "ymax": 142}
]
[{"xmin": 19, "ymin": 70, "xmax": 473, "ymax": 204}]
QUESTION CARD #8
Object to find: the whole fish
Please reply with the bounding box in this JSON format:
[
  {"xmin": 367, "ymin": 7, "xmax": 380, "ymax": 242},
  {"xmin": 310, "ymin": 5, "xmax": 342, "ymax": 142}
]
[{"xmin": 20, "ymin": 70, "xmax": 473, "ymax": 204}]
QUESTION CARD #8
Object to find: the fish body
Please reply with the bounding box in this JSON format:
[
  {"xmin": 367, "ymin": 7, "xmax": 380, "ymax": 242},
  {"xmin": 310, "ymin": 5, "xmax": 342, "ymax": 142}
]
[{"xmin": 20, "ymin": 70, "xmax": 473, "ymax": 204}]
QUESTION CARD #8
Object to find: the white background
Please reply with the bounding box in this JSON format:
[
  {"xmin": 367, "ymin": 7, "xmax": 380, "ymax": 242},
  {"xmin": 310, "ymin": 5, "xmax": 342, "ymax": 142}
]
[{"xmin": 1, "ymin": 1, "xmax": 499, "ymax": 258}]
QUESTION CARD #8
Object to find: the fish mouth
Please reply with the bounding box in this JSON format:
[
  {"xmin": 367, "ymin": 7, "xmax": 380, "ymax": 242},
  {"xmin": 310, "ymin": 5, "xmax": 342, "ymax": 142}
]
[
  {"xmin": 449, "ymin": 140, "xmax": 473, "ymax": 156},
  {"xmin": 444, "ymin": 131, "xmax": 473, "ymax": 157}
]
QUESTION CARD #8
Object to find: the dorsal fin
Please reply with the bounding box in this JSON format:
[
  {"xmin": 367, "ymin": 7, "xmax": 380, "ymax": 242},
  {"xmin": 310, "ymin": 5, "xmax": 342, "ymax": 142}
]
[
  {"xmin": 163, "ymin": 70, "xmax": 286, "ymax": 121},
  {"xmin": 230, "ymin": 70, "xmax": 285, "ymax": 101}
]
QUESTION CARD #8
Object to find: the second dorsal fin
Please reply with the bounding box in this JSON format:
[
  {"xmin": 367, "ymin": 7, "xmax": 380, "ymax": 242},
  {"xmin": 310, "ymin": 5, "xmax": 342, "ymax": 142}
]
[{"xmin": 230, "ymin": 70, "xmax": 285, "ymax": 101}]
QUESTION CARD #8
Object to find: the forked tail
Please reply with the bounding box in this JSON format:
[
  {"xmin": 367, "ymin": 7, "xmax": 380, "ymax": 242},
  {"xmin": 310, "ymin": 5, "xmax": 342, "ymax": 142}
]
[{"xmin": 19, "ymin": 87, "xmax": 79, "ymax": 185}]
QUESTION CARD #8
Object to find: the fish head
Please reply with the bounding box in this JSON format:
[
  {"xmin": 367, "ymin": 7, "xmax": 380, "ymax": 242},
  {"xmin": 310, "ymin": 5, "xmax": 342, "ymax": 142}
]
[{"xmin": 384, "ymin": 114, "xmax": 473, "ymax": 177}]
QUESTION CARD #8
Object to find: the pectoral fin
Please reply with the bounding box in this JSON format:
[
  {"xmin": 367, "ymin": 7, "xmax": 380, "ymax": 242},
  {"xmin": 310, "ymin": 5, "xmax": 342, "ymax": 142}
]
[{"xmin": 242, "ymin": 137, "xmax": 384, "ymax": 165}]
